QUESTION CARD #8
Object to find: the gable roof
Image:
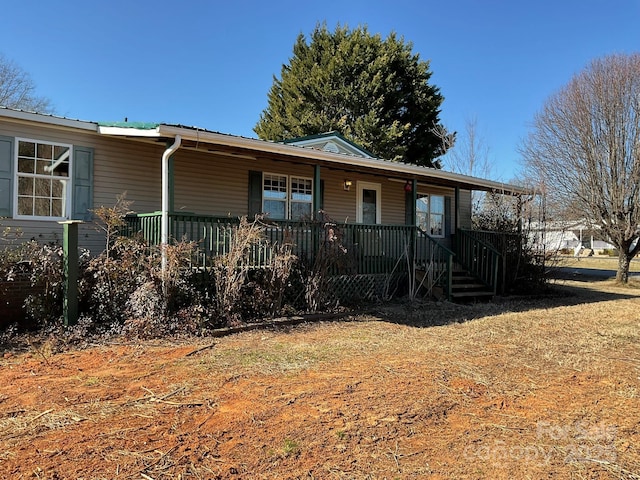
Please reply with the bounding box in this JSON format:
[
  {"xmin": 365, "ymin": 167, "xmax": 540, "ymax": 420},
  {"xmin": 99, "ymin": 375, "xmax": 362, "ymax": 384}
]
[
  {"xmin": 0, "ymin": 107, "xmax": 530, "ymax": 195},
  {"xmin": 282, "ymin": 131, "xmax": 376, "ymax": 158}
]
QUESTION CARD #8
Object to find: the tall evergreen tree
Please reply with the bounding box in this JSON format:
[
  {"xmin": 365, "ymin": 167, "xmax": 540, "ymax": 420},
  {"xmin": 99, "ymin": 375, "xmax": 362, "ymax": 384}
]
[{"xmin": 255, "ymin": 24, "xmax": 452, "ymax": 168}]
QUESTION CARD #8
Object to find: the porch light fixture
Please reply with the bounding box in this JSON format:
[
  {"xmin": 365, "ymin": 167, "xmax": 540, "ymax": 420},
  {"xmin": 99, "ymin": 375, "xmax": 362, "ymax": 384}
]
[
  {"xmin": 344, "ymin": 179, "xmax": 353, "ymax": 191},
  {"xmin": 404, "ymin": 180, "xmax": 413, "ymax": 193}
]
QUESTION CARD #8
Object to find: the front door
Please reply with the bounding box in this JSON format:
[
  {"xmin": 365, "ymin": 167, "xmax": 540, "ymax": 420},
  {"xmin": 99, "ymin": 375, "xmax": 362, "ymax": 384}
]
[{"xmin": 356, "ymin": 181, "xmax": 381, "ymax": 224}]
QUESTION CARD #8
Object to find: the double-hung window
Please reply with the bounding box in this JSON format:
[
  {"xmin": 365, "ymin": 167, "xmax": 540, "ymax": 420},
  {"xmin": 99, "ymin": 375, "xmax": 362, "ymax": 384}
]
[
  {"xmin": 16, "ymin": 139, "xmax": 71, "ymax": 219},
  {"xmin": 290, "ymin": 176, "xmax": 313, "ymax": 220},
  {"xmin": 416, "ymin": 194, "xmax": 445, "ymax": 237},
  {"xmin": 262, "ymin": 173, "xmax": 313, "ymax": 220}
]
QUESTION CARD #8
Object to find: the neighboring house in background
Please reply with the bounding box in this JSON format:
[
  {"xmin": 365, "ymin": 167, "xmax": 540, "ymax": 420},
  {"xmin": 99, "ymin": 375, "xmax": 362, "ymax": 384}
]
[
  {"xmin": 0, "ymin": 107, "xmax": 528, "ymax": 301},
  {"xmin": 529, "ymin": 220, "xmax": 615, "ymax": 254}
]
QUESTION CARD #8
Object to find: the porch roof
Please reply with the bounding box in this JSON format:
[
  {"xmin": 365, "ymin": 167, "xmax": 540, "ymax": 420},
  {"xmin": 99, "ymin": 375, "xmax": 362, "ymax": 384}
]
[
  {"xmin": 98, "ymin": 123, "xmax": 529, "ymax": 196},
  {"xmin": 0, "ymin": 107, "xmax": 528, "ymax": 195}
]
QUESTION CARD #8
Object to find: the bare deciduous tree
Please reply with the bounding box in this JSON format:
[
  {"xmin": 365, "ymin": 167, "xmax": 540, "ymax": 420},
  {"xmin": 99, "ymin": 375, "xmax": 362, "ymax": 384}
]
[
  {"xmin": 0, "ymin": 53, "xmax": 52, "ymax": 113},
  {"xmin": 434, "ymin": 116, "xmax": 496, "ymax": 218},
  {"xmin": 522, "ymin": 53, "xmax": 640, "ymax": 282},
  {"xmin": 442, "ymin": 116, "xmax": 493, "ymax": 179}
]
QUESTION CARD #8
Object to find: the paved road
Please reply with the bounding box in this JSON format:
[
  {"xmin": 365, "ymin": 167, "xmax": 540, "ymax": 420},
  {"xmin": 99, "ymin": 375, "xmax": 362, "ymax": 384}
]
[{"xmin": 549, "ymin": 266, "xmax": 640, "ymax": 281}]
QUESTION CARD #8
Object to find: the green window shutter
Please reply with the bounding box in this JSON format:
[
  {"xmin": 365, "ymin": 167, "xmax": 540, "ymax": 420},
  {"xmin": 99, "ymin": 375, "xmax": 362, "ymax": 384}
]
[
  {"xmin": 72, "ymin": 146, "xmax": 94, "ymax": 221},
  {"xmin": 0, "ymin": 136, "xmax": 14, "ymax": 217},
  {"xmin": 445, "ymin": 196, "xmax": 452, "ymax": 236},
  {"xmin": 319, "ymin": 179, "xmax": 325, "ymax": 211},
  {"xmin": 248, "ymin": 170, "xmax": 262, "ymax": 219}
]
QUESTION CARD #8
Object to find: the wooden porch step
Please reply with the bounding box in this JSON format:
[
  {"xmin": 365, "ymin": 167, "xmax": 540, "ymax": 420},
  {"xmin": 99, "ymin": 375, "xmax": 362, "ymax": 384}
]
[
  {"xmin": 415, "ymin": 265, "xmax": 495, "ymax": 302},
  {"xmin": 451, "ymin": 290, "xmax": 494, "ymax": 299},
  {"xmin": 452, "ymin": 282, "xmax": 488, "ymax": 289}
]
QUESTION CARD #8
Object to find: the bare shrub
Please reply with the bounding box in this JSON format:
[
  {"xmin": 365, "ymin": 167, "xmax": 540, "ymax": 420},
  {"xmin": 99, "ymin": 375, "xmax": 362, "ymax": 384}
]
[
  {"xmin": 211, "ymin": 216, "xmax": 297, "ymax": 324},
  {"xmin": 122, "ymin": 238, "xmax": 204, "ymax": 337},
  {"xmin": 79, "ymin": 237, "xmax": 150, "ymax": 325},
  {"xmin": 304, "ymin": 215, "xmax": 354, "ymax": 312},
  {"xmin": 474, "ymin": 192, "xmax": 546, "ymax": 294},
  {"xmin": 22, "ymin": 242, "xmax": 69, "ymax": 326},
  {"xmin": 91, "ymin": 192, "xmax": 134, "ymax": 259},
  {"xmin": 81, "ymin": 194, "xmax": 204, "ymax": 336}
]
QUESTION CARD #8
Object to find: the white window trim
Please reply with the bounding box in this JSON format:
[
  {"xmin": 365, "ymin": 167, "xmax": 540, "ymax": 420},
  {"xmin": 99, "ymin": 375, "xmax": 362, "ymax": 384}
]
[
  {"xmin": 13, "ymin": 137, "xmax": 73, "ymax": 221},
  {"xmin": 356, "ymin": 181, "xmax": 382, "ymax": 224},
  {"xmin": 262, "ymin": 172, "xmax": 313, "ymax": 220},
  {"xmin": 417, "ymin": 193, "xmax": 446, "ymax": 238}
]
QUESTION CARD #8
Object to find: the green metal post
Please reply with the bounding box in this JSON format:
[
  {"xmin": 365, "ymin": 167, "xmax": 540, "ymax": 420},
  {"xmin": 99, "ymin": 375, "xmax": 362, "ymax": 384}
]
[
  {"xmin": 313, "ymin": 165, "xmax": 321, "ymax": 264},
  {"xmin": 409, "ymin": 178, "xmax": 417, "ymax": 267},
  {"xmin": 60, "ymin": 220, "xmax": 83, "ymax": 326},
  {"xmin": 446, "ymin": 253, "xmax": 453, "ymax": 301},
  {"xmin": 313, "ymin": 165, "xmax": 321, "ymax": 220},
  {"xmin": 454, "ymin": 187, "xmax": 460, "ymax": 230}
]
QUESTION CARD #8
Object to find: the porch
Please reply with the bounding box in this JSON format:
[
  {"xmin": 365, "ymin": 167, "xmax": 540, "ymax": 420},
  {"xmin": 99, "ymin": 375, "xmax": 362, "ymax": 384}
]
[{"xmin": 123, "ymin": 212, "xmax": 504, "ymax": 302}]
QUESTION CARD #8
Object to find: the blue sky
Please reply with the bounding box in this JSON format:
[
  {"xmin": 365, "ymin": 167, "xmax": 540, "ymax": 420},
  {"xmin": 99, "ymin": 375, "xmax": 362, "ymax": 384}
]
[{"xmin": 1, "ymin": 0, "xmax": 638, "ymax": 181}]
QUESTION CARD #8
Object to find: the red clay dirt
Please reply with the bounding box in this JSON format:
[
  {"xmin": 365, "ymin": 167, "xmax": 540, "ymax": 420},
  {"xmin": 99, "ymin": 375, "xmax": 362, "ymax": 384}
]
[{"xmin": 1, "ymin": 291, "xmax": 639, "ymax": 479}]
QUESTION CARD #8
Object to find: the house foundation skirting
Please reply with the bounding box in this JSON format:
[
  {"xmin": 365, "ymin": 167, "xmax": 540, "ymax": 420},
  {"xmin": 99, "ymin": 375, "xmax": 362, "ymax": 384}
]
[{"xmin": 325, "ymin": 272, "xmax": 407, "ymax": 305}]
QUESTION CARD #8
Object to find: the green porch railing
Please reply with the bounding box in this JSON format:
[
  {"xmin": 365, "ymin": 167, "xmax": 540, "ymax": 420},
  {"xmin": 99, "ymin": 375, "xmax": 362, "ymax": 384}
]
[
  {"xmin": 458, "ymin": 228, "xmax": 519, "ymax": 295},
  {"xmin": 415, "ymin": 228, "xmax": 455, "ymax": 300},
  {"xmin": 123, "ymin": 212, "xmax": 423, "ymax": 276},
  {"xmin": 455, "ymin": 228, "xmax": 500, "ymax": 295}
]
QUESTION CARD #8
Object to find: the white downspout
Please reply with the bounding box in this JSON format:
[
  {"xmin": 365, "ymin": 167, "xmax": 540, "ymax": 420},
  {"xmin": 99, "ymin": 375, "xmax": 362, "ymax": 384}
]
[{"xmin": 162, "ymin": 135, "xmax": 181, "ymax": 273}]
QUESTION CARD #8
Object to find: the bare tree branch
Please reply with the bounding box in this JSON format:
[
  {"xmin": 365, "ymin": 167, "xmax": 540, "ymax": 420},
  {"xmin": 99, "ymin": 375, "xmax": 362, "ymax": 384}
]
[
  {"xmin": 441, "ymin": 116, "xmax": 493, "ymax": 180},
  {"xmin": 522, "ymin": 53, "xmax": 640, "ymax": 282},
  {"xmin": 0, "ymin": 53, "xmax": 53, "ymax": 113}
]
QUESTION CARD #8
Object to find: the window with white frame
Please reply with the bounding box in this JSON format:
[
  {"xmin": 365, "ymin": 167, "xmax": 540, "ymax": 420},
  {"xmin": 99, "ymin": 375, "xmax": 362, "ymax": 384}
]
[
  {"xmin": 16, "ymin": 139, "xmax": 71, "ymax": 219},
  {"xmin": 416, "ymin": 194, "xmax": 445, "ymax": 237},
  {"xmin": 262, "ymin": 173, "xmax": 313, "ymax": 220},
  {"xmin": 290, "ymin": 176, "xmax": 313, "ymax": 220}
]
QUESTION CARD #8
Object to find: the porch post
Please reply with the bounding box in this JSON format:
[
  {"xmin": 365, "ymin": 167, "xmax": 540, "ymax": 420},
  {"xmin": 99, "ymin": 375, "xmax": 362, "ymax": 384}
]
[
  {"xmin": 409, "ymin": 179, "xmax": 417, "ymax": 281},
  {"xmin": 411, "ymin": 179, "xmax": 417, "ymax": 224},
  {"xmin": 313, "ymin": 165, "xmax": 321, "ymax": 264},
  {"xmin": 405, "ymin": 179, "xmax": 417, "ymax": 226},
  {"xmin": 454, "ymin": 187, "xmax": 460, "ymax": 231},
  {"xmin": 313, "ymin": 165, "xmax": 321, "ymax": 220}
]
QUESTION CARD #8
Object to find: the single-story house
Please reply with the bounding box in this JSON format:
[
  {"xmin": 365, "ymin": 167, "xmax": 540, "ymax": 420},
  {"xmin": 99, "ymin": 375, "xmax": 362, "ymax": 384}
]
[
  {"xmin": 529, "ymin": 220, "xmax": 616, "ymax": 255},
  {"xmin": 0, "ymin": 107, "xmax": 528, "ymax": 301}
]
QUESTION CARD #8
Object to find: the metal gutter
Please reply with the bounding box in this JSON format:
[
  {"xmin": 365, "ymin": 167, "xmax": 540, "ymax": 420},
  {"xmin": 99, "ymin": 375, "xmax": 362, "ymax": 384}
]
[
  {"xmin": 156, "ymin": 125, "xmax": 529, "ymax": 195},
  {"xmin": 161, "ymin": 135, "xmax": 181, "ymax": 274}
]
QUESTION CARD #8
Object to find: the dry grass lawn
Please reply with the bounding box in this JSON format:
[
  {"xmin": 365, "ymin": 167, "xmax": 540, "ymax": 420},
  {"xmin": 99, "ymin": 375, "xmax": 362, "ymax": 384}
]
[
  {"xmin": 1, "ymin": 278, "xmax": 639, "ymax": 479},
  {"xmin": 555, "ymin": 254, "xmax": 640, "ymax": 272}
]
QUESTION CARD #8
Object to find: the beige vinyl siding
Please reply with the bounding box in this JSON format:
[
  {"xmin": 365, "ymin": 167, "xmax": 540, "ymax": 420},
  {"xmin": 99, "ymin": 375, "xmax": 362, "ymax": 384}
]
[
  {"xmin": 381, "ymin": 178, "xmax": 405, "ymax": 224},
  {"xmin": 172, "ymin": 153, "xmax": 318, "ymax": 217},
  {"xmin": 0, "ymin": 121, "xmax": 165, "ymax": 253},
  {"xmin": 1, "ymin": 118, "xmax": 476, "ymax": 255},
  {"xmin": 321, "ymin": 169, "xmax": 357, "ymax": 223},
  {"xmin": 172, "ymin": 157, "xmax": 410, "ymax": 225},
  {"xmin": 458, "ymin": 189, "xmax": 473, "ymax": 229},
  {"xmin": 92, "ymin": 136, "xmax": 163, "ymax": 214}
]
